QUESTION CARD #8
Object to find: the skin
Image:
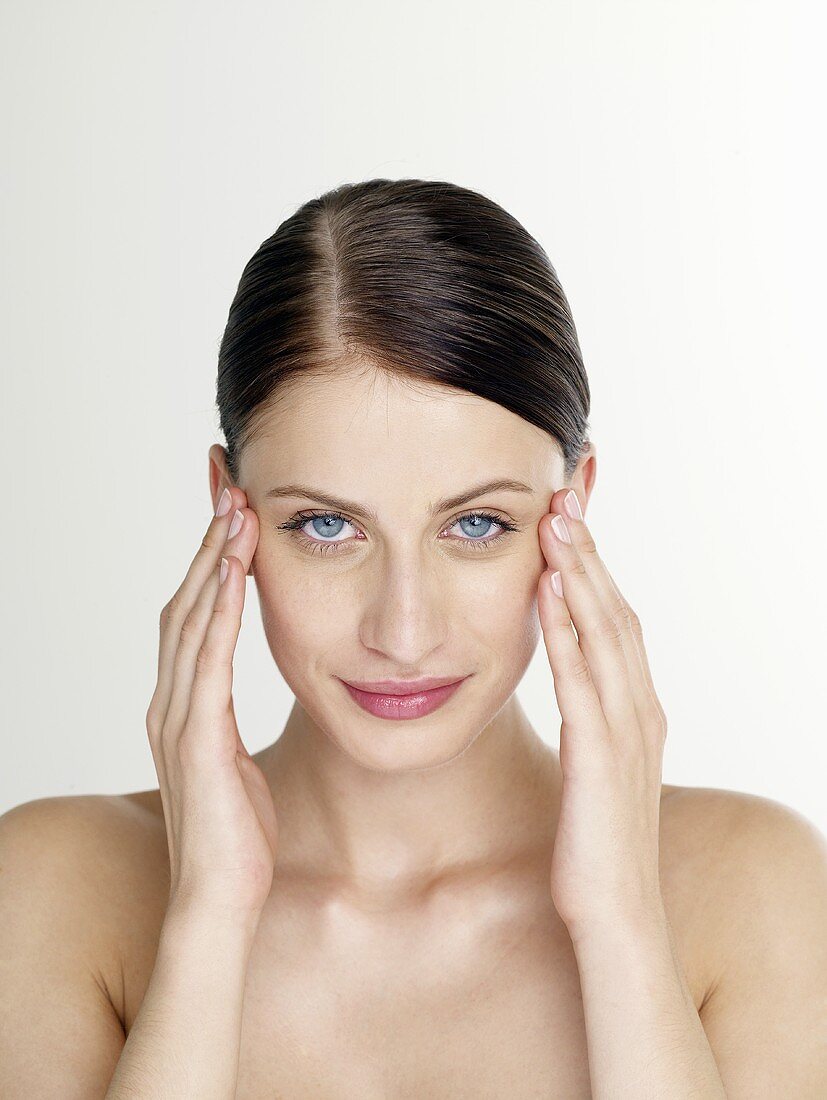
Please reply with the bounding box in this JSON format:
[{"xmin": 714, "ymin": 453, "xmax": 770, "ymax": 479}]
[
  {"xmin": 191, "ymin": 362, "xmax": 707, "ymax": 1095},
  {"xmin": 224, "ymin": 364, "xmax": 577, "ymax": 892},
  {"xmin": 3, "ymin": 361, "xmax": 824, "ymax": 1097}
]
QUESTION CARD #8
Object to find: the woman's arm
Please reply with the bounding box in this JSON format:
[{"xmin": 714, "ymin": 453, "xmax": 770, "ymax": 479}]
[
  {"xmin": 568, "ymin": 793, "xmax": 827, "ymax": 1097},
  {"xmin": 106, "ymin": 484, "xmax": 275, "ymax": 1097},
  {"xmin": 105, "ymin": 900, "xmax": 260, "ymax": 1099},
  {"xmin": 570, "ymin": 899, "xmax": 726, "ymax": 1097},
  {"xmin": 536, "ymin": 488, "xmax": 725, "ymax": 1094},
  {"xmin": 536, "ymin": 488, "xmax": 825, "ymax": 1096}
]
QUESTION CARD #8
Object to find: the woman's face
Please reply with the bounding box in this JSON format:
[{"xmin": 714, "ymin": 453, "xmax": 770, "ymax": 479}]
[{"xmin": 236, "ymin": 367, "xmax": 566, "ymax": 772}]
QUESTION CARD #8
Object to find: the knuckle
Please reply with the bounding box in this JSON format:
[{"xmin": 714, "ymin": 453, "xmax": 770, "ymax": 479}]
[
  {"xmin": 145, "ymin": 714, "xmax": 168, "ymax": 762},
  {"xmin": 178, "ymin": 610, "xmax": 203, "ymax": 647},
  {"xmin": 611, "ymin": 595, "xmax": 632, "ymax": 628},
  {"xmin": 568, "ymin": 654, "xmax": 594, "ymax": 687},
  {"xmin": 626, "ymin": 604, "xmax": 643, "ymax": 637},
  {"xmin": 145, "ymin": 699, "xmax": 159, "ymax": 734},
  {"xmin": 160, "ymin": 590, "xmax": 183, "ymax": 628},
  {"xmin": 209, "ymin": 601, "xmax": 229, "ymax": 629},
  {"xmin": 145, "ymin": 690, "xmax": 166, "ymax": 741},
  {"xmin": 569, "ymin": 557, "xmax": 588, "ymax": 578},
  {"xmin": 194, "ymin": 643, "xmax": 216, "ymax": 679},
  {"xmin": 595, "ymin": 612, "xmax": 624, "ymax": 646},
  {"xmin": 578, "ymin": 529, "xmax": 598, "ymax": 556},
  {"xmin": 194, "ymin": 604, "xmax": 229, "ymax": 674},
  {"xmin": 200, "ymin": 527, "xmax": 220, "ymax": 553}
]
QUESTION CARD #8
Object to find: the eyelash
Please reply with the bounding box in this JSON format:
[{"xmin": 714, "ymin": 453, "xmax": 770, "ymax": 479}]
[{"xmin": 276, "ymin": 509, "xmax": 520, "ymax": 557}]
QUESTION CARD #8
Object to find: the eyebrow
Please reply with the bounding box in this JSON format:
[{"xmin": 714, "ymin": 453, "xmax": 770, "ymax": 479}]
[{"xmin": 264, "ymin": 478, "xmax": 536, "ymax": 522}]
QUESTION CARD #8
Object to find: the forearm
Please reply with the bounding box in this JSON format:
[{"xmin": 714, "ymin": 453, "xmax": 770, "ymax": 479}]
[
  {"xmin": 105, "ymin": 901, "xmax": 260, "ymax": 1099},
  {"xmin": 569, "ymin": 899, "xmax": 727, "ymax": 1099}
]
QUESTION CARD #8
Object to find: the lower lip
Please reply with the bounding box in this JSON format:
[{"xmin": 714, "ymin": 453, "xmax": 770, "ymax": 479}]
[{"xmin": 340, "ymin": 677, "xmax": 469, "ymax": 720}]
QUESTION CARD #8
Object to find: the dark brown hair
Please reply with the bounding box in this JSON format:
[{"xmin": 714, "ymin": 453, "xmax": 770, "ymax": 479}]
[{"xmin": 215, "ymin": 178, "xmax": 591, "ymax": 484}]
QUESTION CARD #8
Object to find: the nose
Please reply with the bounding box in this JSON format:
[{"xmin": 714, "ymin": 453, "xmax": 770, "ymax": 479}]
[{"xmin": 358, "ymin": 561, "xmax": 450, "ymax": 670}]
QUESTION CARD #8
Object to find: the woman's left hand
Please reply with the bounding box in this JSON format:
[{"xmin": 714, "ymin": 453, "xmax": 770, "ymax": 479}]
[{"xmin": 538, "ymin": 488, "xmax": 669, "ymax": 941}]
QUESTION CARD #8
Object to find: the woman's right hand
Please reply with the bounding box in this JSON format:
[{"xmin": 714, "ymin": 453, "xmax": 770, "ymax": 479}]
[{"xmin": 145, "ymin": 485, "xmax": 279, "ymax": 922}]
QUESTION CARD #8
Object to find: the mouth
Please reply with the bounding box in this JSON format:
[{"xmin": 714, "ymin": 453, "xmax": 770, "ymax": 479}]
[
  {"xmin": 338, "ymin": 675, "xmax": 471, "ymax": 720},
  {"xmin": 342, "ymin": 675, "xmax": 467, "ymax": 694}
]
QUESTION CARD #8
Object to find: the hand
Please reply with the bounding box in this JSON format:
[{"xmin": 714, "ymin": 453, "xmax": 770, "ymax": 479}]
[
  {"xmin": 145, "ymin": 486, "xmax": 279, "ymax": 922},
  {"xmin": 537, "ymin": 489, "xmax": 668, "ymax": 941}
]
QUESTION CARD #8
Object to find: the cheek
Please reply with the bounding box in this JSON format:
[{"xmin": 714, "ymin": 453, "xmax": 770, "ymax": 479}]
[
  {"xmin": 254, "ymin": 565, "xmax": 356, "ymax": 674},
  {"xmin": 480, "ymin": 570, "xmax": 544, "ymax": 696},
  {"xmin": 253, "ymin": 551, "xmax": 541, "ymax": 662},
  {"xmin": 453, "ymin": 564, "xmax": 541, "ymax": 651}
]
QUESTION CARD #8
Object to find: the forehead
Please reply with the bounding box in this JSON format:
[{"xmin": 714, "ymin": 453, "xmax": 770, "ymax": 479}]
[{"xmin": 241, "ymin": 366, "xmax": 561, "ymax": 495}]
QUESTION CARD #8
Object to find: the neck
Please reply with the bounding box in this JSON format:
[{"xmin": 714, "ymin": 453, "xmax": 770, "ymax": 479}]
[{"xmin": 254, "ymin": 694, "xmax": 561, "ymax": 902}]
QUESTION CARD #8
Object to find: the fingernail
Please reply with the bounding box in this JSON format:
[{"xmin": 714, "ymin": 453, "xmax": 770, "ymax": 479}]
[
  {"xmin": 564, "ymin": 490, "xmax": 583, "ymax": 521},
  {"xmin": 228, "ymin": 509, "xmax": 244, "ymax": 539},
  {"xmin": 215, "ymin": 487, "xmax": 232, "ymax": 517},
  {"xmin": 551, "ymin": 514, "xmax": 571, "ymax": 543},
  {"xmin": 550, "ymin": 570, "xmax": 563, "ymax": 598},
  {"xmin": 219, "ymin": 557, "xmax": 228, "ymax": 584}
]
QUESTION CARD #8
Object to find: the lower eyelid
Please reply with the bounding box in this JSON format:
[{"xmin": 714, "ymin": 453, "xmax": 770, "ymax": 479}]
[{"xmin": 289, "ymin": 512, "xmax": 516, "ymax": 550}]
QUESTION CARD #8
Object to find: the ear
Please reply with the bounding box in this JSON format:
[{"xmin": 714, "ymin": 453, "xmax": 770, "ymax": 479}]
[
  {"xmin": 574, "ymin": 441, "xmax": 598, "ymax": 516},
  {"xmin": 208, "ymin": 443, "xmax": 232, "ymax": 511}
]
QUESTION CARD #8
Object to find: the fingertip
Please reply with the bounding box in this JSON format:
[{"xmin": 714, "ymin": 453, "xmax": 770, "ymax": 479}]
[
  {"xmin": 539, "ymin": 569, "xmax": 566, "ymax": 621},
  {"xmin": 546, "ymin": 487, "xmax": 571, "ymax": 515}
]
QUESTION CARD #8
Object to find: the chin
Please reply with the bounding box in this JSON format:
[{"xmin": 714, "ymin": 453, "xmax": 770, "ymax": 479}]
[
  {"xmin": 293, "ymin": 667, "xmax": 522, "ymax": 774},
  {"xmin": 325, "ymin": 715, "xmax": 488, "ymax": 774}
]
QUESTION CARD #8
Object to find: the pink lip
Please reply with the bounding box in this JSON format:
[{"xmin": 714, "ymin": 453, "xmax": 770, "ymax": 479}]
[
  {"xmin": 343, "ymin": 676, "xmax": 466, "ymax": 695},
  {"xmin": 339, "ymin": 675, "xmax": 470, "ymax": 720}
]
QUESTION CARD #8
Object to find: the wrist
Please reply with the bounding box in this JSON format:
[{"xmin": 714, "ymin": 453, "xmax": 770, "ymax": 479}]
[
  {"xmin": 162, "ymin": 893, "xmax": 263, "ymax": 949},
  {"xmin": 564, "ymin": 892, "xmax": 668, "ymax": 951}
]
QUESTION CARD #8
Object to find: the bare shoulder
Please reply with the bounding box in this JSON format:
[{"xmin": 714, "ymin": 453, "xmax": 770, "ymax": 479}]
[
  {"xmin": 0, "ymin": 792, "xmax": 170, "ymax": 1014},
  {"xmin": 1, "ymin": 789, "xmax": 167, "ymax": 876},
  {"xmin": 1, "ymin": 789, "xmax": 170, "ymax": 915},
  {"xmin": 658, "ymin": 783, "xmax": 827, "ymax": 1092},
  {"xmin": 659, "ymin": 781, "xmax": 826, "ymax": 912},
  {"xmin": 660, "ymin": 780, "xmax": 825, "ymax": 862}
]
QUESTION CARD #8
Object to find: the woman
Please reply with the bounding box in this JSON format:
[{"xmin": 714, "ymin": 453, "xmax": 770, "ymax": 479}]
[{"xmin": 2, "ymin": 179, "xmax": 825, "ymax": 1098}]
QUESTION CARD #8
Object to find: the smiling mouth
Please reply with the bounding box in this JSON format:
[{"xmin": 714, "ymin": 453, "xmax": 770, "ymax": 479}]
[
  {"xmin": 341, "ymin": 675, "xmax": 468, "ymax": 695},
  {"xmin": 338, "ymin": 675, "xmax": 471, "ymax": 720}
]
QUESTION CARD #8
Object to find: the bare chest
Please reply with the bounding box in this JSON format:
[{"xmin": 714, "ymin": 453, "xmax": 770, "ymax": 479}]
[
  {"xmin": 233, "ymin": 891, "xmax": 593, "ymax": 1099},
  {"xmin": 120, "ymin": 882, "xmax": 707, "ymax": 1100},
  {"xmin": 114, "ymin": 790, "xmax": 713, "ymax": 1099}
]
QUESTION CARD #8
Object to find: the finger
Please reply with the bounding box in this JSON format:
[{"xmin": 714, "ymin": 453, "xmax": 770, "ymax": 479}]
[
  {"xmin": 552, "ymin": 488, "xmax": 666, "ymax": 741},
  {"xmin": 602, "ymin": 561, "xmax": 668, "ymax": 736},
  {"xmin": 185, "ymin": 554, "xmax": 247, "ymax": 761},
  {"xmin": 151, "ymin": 487, "xmax": 253, "ymax": 732},
  {"xmin": 537, "ymin": 567, "xmax": 610, "ymax": 756},
  {"xmin": 164, "ymin": 504, "xmax": 259, "ymax": 743},
  {"xmin": 539, "ymin": 507, "xmax": 638, "ymax": 738}
]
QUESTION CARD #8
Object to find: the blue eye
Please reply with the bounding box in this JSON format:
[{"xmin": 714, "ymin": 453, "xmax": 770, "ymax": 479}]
[{"xmin": 277, "ymin": 509, "xmax": 519, "ymax": 555}]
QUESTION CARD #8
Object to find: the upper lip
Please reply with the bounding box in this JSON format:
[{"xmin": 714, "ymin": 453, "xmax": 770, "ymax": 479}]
[{"xmin": 342, "ymin": 675, "xmax": 468, "ymax": 695}]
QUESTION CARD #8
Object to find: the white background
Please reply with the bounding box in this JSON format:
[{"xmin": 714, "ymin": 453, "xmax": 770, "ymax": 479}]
[{"xmin": 1, "ymin": 0, "xmax": 824, "ymax": 834}]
